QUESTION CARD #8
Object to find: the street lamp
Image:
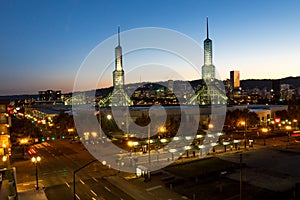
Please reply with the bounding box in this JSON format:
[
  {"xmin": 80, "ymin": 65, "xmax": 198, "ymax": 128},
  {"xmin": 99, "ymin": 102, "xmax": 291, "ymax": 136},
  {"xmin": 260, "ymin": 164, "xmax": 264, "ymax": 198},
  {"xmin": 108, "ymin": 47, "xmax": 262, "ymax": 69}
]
[
  {"xmin": 208, "ymin": 123, "xmax": 214, "ymax": 129},
  {"xmin": 159, "ymin": 126, "xmax": 166, "ymax": 135},
  {"xmin": 286, "ymin": 125, "xmax": 292, "ymax": 144},
  {"xmin": 223, "ymin": 141, "xmax": 230, "ymax": 152},
  {"xmin": 107, "ymin": 114, "xmax": 112, "ymax": 120},
  {"xmin": 233, "ymin": 140, "xmax": 240, "ymax": 150},
  {"xmin": 261, "ymin": 128, "xmax": 268, "ymax": 146},
  {"xmin": 31, "ymin": 156, "xmax": 41, "ymax": 190},
  {"xmin": 2, "ymin": 155, "xmax": 7, "ymax": 162},
  {"xmin": 198, "ymin": 145, "xmax": 205, "ymax": 157},
  {"xmin": 169, "ymin": 149, "xmax": 176, "ymax": 161},
  {"xmin": 293, "ymin": 119, "xmax": 298, "ymax": 130},
  {"xmin": 240, "ymin": 121, "xmax": 247, "ymax": 149},
  {"xmin": 73, "ymin": 159, "xmax": 98, "ymax": 200},
  {"xmin": 68, "ymin": 128, "xmax": 75, "ymax": 137}
]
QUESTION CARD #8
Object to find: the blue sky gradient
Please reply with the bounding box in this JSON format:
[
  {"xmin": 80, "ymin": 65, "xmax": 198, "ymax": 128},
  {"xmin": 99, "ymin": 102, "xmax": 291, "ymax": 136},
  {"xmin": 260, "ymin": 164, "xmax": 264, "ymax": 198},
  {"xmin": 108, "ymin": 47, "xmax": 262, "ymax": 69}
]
[{"xmin": 0, "ymin": 0, "xmax": 299, "ymax": 95}]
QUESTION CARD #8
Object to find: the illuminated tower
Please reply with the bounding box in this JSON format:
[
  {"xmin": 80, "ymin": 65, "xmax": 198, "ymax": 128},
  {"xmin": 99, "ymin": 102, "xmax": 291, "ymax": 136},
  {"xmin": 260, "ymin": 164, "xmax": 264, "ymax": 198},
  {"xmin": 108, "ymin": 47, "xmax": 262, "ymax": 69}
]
[
  {"xmin": 202, "ymin": 17, "xmax": 215, "ymax": 82},
  {"xmin": 188, "ymin": 18, "xmax": 227, "ymax": 105},
  {"xmin": 110, "ymin": 26, "xmax": 131, "ymax": 106},
  {"xmin": 113, "ymin": 26, "xmax": 125, "ymax": 88},
  {"xmin": 99, "ymin": 26, "xmax": 131, "ymax": 107}
]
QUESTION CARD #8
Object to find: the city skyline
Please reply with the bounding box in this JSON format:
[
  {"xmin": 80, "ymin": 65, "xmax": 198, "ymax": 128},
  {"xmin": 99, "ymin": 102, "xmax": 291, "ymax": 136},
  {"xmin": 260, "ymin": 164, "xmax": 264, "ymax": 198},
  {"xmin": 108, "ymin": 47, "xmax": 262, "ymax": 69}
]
[{"xmin": 1, "ymin": 0, "xmax": 300, "ymax": 95}]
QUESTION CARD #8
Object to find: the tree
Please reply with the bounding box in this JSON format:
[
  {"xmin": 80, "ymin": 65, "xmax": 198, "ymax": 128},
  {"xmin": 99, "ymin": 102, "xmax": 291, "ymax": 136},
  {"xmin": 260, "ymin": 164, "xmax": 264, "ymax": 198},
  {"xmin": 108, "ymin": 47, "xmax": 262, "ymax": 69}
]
[
  {"xmin": 224, "ymin": 109, "xmax": 259, "ymax": 129},
  {"xmin": 11, "ymin": 116, "xmax": 41, "ymax": 139},
  {"xmin": 53, "ymin": 111, "xmax": 75, "ymax": 137}
]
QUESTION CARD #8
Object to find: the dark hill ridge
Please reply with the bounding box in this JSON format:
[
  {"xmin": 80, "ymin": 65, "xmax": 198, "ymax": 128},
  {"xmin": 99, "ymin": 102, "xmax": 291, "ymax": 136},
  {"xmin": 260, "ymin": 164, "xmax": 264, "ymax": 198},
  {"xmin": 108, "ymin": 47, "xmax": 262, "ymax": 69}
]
[
  {"xmin": 1, "ymin": 76, "xmax": 299, "ymax": 100},
  {"xmin": 241, "ymin": 76, "xmax": 300, "ymax": 90},
  {"xmin": 0, "ymin": 94, "xmax": 38, "ymax": 100}
]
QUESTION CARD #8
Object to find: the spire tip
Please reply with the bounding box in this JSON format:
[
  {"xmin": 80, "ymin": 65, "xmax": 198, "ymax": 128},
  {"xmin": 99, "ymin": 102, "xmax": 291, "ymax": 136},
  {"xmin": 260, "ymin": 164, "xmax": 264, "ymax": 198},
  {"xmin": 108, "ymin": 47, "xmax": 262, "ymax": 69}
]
[
  {"xmin": 206, "ymin": 17, "xmax": 209, "ymax": 39},
  {"xmin": 118, "ymin": 26, "xmax": 120, "ymax": 46}
]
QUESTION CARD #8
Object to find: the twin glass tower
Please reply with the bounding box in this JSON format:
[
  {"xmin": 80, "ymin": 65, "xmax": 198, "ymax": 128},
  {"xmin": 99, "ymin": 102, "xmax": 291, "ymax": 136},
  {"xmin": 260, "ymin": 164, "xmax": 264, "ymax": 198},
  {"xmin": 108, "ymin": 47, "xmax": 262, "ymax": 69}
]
[{"xmin": 100, "ymin": 18, "xmax": 225, "ymax": 107}]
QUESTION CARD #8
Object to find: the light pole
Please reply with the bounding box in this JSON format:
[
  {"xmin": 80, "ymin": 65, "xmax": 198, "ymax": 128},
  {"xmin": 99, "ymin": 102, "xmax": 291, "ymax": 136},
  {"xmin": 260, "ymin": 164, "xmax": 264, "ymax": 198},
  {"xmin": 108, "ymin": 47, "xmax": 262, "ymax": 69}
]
[
  {"xmin": 198, "ymin": 145, "xmax": 205, "ymax": 158},
  {"xmin": 73, "ymin": 159, "xmax": 98, "ymax": 200},
  {"xmin": 148, "ymin": 125, "xmax": 151, "ymax": 163},
  {"xmin": 261, "ymin": 128, "xmax": 268, "ymax": 146},
  {"xmin": 157, "ymin": 126, "xmax": 166, "ymax": 153},
  {"xmin": 169, "ymin": 149, "xmax": 176, "ymax": 161},
  {"xmin": 286, "ymin": 125, "xmax": 292, "ymax": 144},
  {"xmin": 293, "ymin": 119, "xmax": 298, "ymax": 130},
  {"xmin": 240, "ymin": 153, "xmax": 243, "ymax": 200},
  {"xmin": 31, "ymin": 156, "xmax": 41, "ymax": 190},
  {"xmin": 68, "ymin": 128, "xmax": 75, "ymax": 139},
  {"xmin": 240, "ymin": 121, "xmax": 246, "ymax": 149}
]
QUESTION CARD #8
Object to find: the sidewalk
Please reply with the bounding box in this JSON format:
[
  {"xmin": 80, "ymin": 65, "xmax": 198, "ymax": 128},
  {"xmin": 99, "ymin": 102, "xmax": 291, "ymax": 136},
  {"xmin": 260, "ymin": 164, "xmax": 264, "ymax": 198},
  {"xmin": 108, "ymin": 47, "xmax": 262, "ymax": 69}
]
[
  {"xmin": 105, "ymin": 175, "xmax": 156, "ymax": 200},
  {"xmin": 106, "ymin": 174, "xmax": 188, "ymax": 200},
  {"xmin": 17, "ymin": 181, "xmax": 47, "ymax": 200},
  {"xmin": 0, "ymin": 180, "xmax": 9, "ymax": 200},
  {"xmin": 125, "ymin": 172, "xmax": 189, "ymax": 200}
]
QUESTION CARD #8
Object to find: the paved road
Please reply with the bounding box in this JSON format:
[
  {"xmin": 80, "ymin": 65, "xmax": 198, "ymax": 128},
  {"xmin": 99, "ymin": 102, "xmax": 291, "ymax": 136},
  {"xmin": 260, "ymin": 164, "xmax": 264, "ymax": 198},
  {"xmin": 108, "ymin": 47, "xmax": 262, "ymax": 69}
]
[
  {"xmin": 45, "ymin": 176, "xmax": 134, "ymax": 200},
  {"xmin": 13, "ymin": 140, "xmax": 134, "ymax": 200},
  {"xmin": 13, "ymin": 135, "xmax": 296, "ymax": 199}
]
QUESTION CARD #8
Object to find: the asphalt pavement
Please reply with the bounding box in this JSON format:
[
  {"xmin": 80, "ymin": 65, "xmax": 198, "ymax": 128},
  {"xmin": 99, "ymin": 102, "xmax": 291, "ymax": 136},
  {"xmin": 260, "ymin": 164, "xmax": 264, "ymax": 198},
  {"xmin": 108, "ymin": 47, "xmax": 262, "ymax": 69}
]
[{"xmin": 11, "ymin": 135, "xmax": 299, "ymax": 200}]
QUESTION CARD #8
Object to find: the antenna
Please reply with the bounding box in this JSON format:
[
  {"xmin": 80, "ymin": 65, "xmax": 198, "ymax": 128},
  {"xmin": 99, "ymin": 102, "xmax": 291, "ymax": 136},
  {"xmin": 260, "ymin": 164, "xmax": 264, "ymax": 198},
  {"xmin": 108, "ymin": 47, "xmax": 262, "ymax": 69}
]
[
  {"xmin": 206, "ymin": 17, "xmax": 209, "ymax": 39},
  {"xmin": 118, "ymin": 26, "xmax": 120, "ymax": 46}
]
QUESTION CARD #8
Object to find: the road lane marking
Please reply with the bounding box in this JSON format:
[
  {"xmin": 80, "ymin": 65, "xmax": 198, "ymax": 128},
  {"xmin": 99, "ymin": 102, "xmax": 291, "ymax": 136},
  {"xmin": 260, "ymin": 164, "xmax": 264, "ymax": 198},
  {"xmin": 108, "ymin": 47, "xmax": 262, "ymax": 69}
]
[
  {"xmin": 80, "ymin": 179, "xmax": 85, "ymax": 185},
  {"xmin": 65, "ymin": 182, "xmax": 70, "ymax": 188},
  {"xmin": 92, "ymin": 177, "xmax": 98, "ymax": 182},
  {"xmin": 90, "ymin": 190, "xmax": 97, "ymax": 196},
  {"xmin": 105, "ymin": 186, "xmax": 111, "ymax": 192},
  {"xmin": 75, "ymin": 194, "xmax": 81, "ymax": 200},
  {"xmin": 146, "ymin": 185, "xmax": 162, "ymax": 191}
]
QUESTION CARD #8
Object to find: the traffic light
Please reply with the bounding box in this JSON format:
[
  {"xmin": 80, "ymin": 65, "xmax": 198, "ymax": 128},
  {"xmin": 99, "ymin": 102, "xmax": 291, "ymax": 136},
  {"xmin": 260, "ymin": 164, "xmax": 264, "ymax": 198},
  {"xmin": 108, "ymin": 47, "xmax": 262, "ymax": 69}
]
[{"xmin": 51, "ymin": 137, "xmax": 55, "ymax": 141}]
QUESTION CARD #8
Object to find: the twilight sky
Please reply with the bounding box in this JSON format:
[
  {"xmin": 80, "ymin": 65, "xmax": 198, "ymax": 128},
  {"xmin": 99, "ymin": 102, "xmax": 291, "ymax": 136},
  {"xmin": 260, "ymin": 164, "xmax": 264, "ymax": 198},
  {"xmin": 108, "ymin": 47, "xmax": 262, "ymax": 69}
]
[{"xmin": 0, "ymin": 0, "xmax": 300, "ymax": 95}]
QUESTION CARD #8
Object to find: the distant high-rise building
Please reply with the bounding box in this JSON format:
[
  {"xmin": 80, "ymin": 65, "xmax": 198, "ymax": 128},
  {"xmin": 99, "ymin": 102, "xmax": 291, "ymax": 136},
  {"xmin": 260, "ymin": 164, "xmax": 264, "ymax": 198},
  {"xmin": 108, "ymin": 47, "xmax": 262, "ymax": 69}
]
[
  {"xmin": 270, "ymin": 79, "xmax": 281, "ymax": 103},
  {"xmin": 168, "ymin": 80, "xmax": 174, "ymax": 93},
  {"xmin": 202, "ymin": 17, "xmax": 215, "ymax": 83},
  {"xmin": 230, "ymin": 70, "xmax": 240, "ymax": 89},
  {"xmin": 280, "ymin": 84, "xmax": 295, "ymax": 101}
]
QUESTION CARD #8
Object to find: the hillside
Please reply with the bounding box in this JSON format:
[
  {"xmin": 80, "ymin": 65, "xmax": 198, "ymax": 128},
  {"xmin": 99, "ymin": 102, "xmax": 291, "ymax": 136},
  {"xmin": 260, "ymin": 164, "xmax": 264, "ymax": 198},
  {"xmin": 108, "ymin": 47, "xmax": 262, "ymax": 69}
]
[{"xmin": 241, "ymin": 76, "xmax": 300, "ymax": 90}]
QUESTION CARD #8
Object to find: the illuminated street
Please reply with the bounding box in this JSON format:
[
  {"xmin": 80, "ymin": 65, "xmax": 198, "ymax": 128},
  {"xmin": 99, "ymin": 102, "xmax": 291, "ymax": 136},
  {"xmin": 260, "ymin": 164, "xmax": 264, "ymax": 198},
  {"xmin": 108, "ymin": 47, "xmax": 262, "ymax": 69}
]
[{"xmin": 14, "ymin": 140, "xmax": 134, "ymax": 200}]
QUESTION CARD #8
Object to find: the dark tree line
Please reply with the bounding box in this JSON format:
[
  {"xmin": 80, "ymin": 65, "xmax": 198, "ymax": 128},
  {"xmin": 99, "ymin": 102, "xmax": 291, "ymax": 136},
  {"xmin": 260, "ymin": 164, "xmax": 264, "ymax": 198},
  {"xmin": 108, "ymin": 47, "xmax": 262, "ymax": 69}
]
[
  {"xmin": 224, "ymin": 109, "xmax": 260, "ymax": 129},
  {"xmin": 11, "ymin": 116, "xmax": 41, "ymax": 137},
  {"xmin": 52, "ymin": 111, "xmax": 75, "ymax": 136}
]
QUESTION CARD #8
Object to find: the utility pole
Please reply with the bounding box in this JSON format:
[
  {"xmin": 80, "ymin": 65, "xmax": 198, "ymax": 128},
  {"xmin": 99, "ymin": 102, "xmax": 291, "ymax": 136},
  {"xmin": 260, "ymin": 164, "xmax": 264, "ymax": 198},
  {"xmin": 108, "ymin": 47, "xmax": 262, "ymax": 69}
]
[
  {"xmin": 148, "ymin": 124, "xmax": 151, "ymax": 163},
  {"xmin": 240, "ymin": 153, "xmax": 243, "ymax": 200}
]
